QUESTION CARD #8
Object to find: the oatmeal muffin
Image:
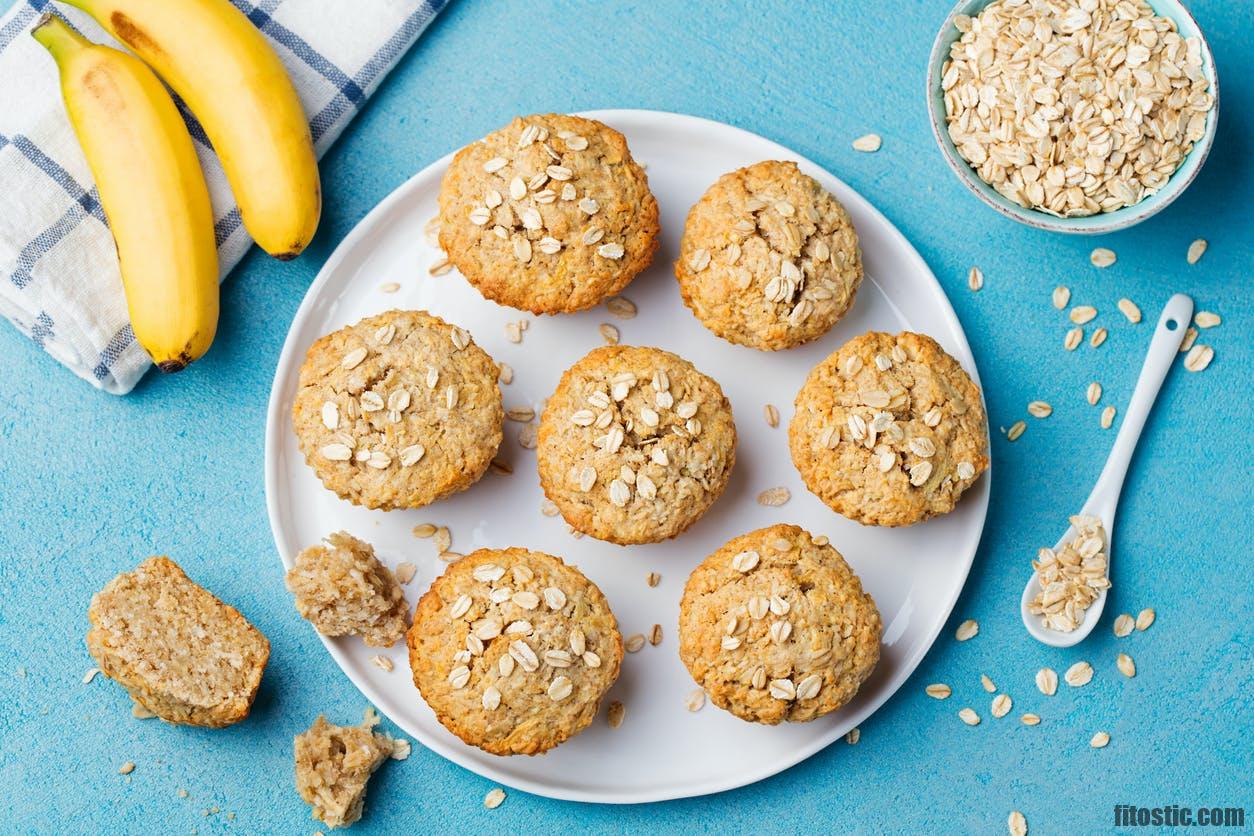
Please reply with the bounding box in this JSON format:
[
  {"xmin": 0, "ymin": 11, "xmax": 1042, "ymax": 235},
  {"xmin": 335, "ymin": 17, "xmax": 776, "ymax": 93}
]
[
  {"xmin": 407, "ymin": 548, "xmax": 623, "ymax": 756},
  {"xmin": 438, "ymin": 113, "xmax": 659, "ymax": 313},
  {"xmin": 536, "ymin": 345, "xmax": 736, "ymax": 545},
  {"xmin": 789, "ymin": 331, "xmax": 989, "ymax": 527},
  {"xmin": 674, "ymin": 160, "xmax": 862, "ymax": 350},
  {"xmin": 294, "ymin": 714, "xmax": 394, "ymax": 829},
  {"xmin": 286, "ymin": 532, "xmax": 409, "ymax": 648},
  {"xmin": 87, "ymin": 557, "xmax": 269, "ymax": 728},
  {"xmin": 292, "ymin": 310, "xmax": 504, "ymax": 511},
  {"xmin": 678, "ymin": 524, "xmax": 882, "ymax": 724}
]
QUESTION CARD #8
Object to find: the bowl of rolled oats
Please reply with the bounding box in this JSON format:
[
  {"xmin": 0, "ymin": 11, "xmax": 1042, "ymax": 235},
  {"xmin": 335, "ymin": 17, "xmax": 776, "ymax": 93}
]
[{"xmin": 928, "ymin": 0, "xmax": 1218, "ymax": 233}]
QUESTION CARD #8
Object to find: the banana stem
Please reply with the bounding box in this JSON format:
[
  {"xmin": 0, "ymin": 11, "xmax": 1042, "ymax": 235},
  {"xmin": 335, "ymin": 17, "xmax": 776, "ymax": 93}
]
[{"xmin": 31, "ymin": 12, "xmax": 88, "ymax": 58}]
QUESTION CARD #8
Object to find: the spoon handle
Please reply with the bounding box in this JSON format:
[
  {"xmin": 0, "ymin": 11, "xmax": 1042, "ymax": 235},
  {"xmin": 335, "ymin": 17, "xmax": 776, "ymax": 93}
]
[{"xmin": 1086, "ymin": 293, "xmax": 1194, "ymax": 518}]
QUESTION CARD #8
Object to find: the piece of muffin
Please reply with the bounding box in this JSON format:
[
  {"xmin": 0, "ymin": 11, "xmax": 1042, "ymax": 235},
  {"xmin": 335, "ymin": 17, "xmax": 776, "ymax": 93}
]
[
  {"xmin": 292, "ymin": 309, "xmax": 504, "ymax": 511},
  {"xmin": 294, "ymin": 714, "xmax": 393, "ymax": 829},
  {"xmin": 789, "ymin": 331, "xmax": 989, "ymax": 526},
  {"xmin": 438, "ymin": 113, "xmax": 659, "ymax": 313},
  {"xmin": 536, "ymin": 345, "xmax": 737, "ymax": 545},
  {"xmin": 407, "ymin": 547, "xmax": 622, "ymax": 756},
  {"xmin": 286, "ymin": 532, "xmax": 409, "ymax": 647},
  {"xmin": 86, "ymin": 557, "xmax": 269, "ymax": 728},
  {"xmin": 675, "ymin": 160, "xmax": 862, "ymax": 350},
  {"xmin": 678, "ymin": 524, "xmax": 882, "ymax": 724}
]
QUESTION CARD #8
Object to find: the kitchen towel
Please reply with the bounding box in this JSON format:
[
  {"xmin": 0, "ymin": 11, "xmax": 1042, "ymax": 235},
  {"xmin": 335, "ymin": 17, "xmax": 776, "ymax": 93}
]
[{"xmin": 0, "ymin": 0, "xmax": 446, "ymax": 394}]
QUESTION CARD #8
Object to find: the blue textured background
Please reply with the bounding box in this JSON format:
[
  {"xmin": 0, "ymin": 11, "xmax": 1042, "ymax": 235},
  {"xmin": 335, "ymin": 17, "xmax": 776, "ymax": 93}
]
[{"xmin": 1, "ymin": 1, "xmax": 1250, "ymax": 833}]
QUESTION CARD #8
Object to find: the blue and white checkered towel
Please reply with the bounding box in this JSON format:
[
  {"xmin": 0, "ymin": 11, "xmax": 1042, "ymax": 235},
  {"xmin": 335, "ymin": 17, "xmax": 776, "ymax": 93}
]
[{"xmin": 0, "ymin": 0, "xmax": 445, "ymax": 394}]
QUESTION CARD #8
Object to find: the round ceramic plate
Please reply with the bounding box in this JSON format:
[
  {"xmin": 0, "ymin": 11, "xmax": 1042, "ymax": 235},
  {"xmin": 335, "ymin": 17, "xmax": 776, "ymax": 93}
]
[{"xmin": 265, "ymin": 109, "xmax": 990, "ymax": 804}]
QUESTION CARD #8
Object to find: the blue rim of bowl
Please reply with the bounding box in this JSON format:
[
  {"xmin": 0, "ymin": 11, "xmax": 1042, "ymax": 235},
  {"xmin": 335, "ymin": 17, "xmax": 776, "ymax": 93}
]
[{"xmin": 926, "ymin": 0, "xmax": 1221, "ymax": 235}]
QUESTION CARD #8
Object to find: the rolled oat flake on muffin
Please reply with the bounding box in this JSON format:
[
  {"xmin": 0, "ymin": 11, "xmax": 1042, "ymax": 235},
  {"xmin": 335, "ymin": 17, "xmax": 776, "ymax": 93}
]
[
  {"xmin": 438, "ymin": 114, "xmax": 659, "ymax": 313},
  {"xmin": 536, "ymin": 345, "xmax": 737, "ymax": 544},
  {"xmin": 678, "ymin": 524, "xmax": 883, "ymax": 724},
  {"xmin": 292, "ymin": 309, "xmax": 504, "ymax": 511},
  {"xmin": 789, "ymin": 331, "xmax": 989, "ymax": 526},
  {"xmin": 675, "ymin": 160, "xmax": 863, "ymax": 350}
]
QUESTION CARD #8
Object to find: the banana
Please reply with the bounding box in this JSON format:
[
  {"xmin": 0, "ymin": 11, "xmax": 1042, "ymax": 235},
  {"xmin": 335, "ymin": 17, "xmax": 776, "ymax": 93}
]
[
  {"xmin": 33, "ymin": 12, "xmax": 218, "ymax": 372},
  {"xmin": 64, "ymin": 0, "xmax": 321, "ymax": 259}
]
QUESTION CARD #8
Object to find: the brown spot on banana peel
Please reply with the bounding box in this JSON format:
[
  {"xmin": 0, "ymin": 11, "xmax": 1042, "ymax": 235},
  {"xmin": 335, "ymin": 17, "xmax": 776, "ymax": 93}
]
[
  {"xmin": 156, "ymin": 356, "xmax": 189, "ymax": 374},
  {"xmin": 109, "ymin": 12, "xmax": 162, "ymax": 57}
]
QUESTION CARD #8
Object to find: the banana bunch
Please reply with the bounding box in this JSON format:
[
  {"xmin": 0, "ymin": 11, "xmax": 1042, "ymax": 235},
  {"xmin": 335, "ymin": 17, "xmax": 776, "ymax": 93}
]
[{"xmin": 33, "ymin": 0, "xmax": 320, "ymax": 372}]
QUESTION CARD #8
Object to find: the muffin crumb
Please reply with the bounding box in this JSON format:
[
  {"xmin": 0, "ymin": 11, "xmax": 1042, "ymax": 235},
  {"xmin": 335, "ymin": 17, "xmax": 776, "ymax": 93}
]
[
  {"xmin": 287, "ymin": 533, "xmax": 409, "ymax": 648},
  {"xmin": 294, "ymin": 715, "xmax": 393, "ymax": 829}
]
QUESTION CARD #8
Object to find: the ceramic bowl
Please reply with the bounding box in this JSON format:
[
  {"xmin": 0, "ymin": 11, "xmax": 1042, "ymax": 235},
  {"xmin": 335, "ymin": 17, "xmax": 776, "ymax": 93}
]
[{"xmin": 926, "ymin": 0, "xmax": 1220, "ymax": 234}]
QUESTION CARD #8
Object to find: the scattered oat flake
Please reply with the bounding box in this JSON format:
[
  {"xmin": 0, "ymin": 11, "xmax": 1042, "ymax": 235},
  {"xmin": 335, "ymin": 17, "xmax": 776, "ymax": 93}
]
[
  {"xmin": 1064, "ymin": 661, "xmax": 1094, "ymax": 687},
  {"xmin": 1027, "ymin": 401, "xmax": 1051, "ymax": 418},
  {"xmin": 763, "ymin": 403, "xmax": 780, "ymax": 428},
  {"xmin": 412, "ymin": 523, "xmax": 437, "ymax": 538},
  {"xmin": 1087, "ymin": 382, "xmax": 1102, "ymax": 406},
  {"xmin": 646, "ymin": 571, "xmax": 660, "ymax": 588},
  {"xmin": 846, "ymin": 727, "xmax": 861, "ymax": 744},
  {"xmin": 625, "ymin": 634, "xmax": 645, "ymax": 653},
  {"xmin": 925, "ymin": 683, "xmax": 952, "ymax": 700},
  {"xmin": 118, "ymin": 762, "xmax": 135, "ymax": 775},
  {"xmin": 484, "ymin": 788, "xmax": 506, "ymax": 809},
  {"xmin": 1052, "ymin": 286, "xmax": 1070, "ymax": 310},
  {"xmin": 955, "ymin": 619, "xmax": 979, "ymax": 641},
  {"xmin": 1116, "ymin": 653, "xmax": 1136, "ymax": 678},
  {"xmin": 649, "ymin": 624, "xmax": 663, "ymax": 646},
  {"xmin": 498, "ymin": 362, "xmax": 514, "ymax": 385},
  {"xmin": 980, "ymin": 674, "xmax": 996, "ymax": 693},
  {"xmin": 991, "ymin": 693, "xmax": 1012, "ymax": 718},
  {"xmin": 82, "ymin": 667, "xmax": 100, "ymax": 684},
  {"xmin": 967, "ymin": 266, "xmax": 984, "ymax": 291},
  {"xmin": 395, "ymin": 562, "xmax": 417, "ymax": 584},
  {"xmin": 1036, "ymin": 667, "xmax": 1058, "ymax": 696},
  {"xmin": 379, "ymin": 282, "xmax": 400, "ymax": 294},
  {"xmin": 1008, "ymin": 810, "xmax": 1028, "ymax": 836},
  {"xmin": 1070, "ymin": 305, "xmax": 1097, "ymax": 325},
  {"xmin": 177, "ymin": 788, "xmax": 188, "ymax": 798},
  {"xmin": 1090, "ymin": 248, "xmax": 1116, "ymax": 268},
  {"xmin": 686, "ymin": 688, "xmax": 706, "ymax": 712},
  {"xmin": 1113, "ymin": 613, "xmax": 1134, "ymax": 637},
  {"xmin": 1064, "ymin": 327, "xmax": 1083, "ymax": 351},
  {"xmin": 1021, "ymin": 713, "xmax": 1041, "ymax": 726},
  {"xmin": 1101, "ymin": 406, "xmax": 1116, "ymax": 429},
  {"xmin": 1117, "ymin": 298, "xmax": 1142, "ymax": 324},
  {"xmin": 1183, "ymin": 344, "xmax": 1214, "ymax": 372},
  {"xmin": 1135, "ymin": 608, "xmax": 1155, "ymax": 631},
  {"xmin": 1179, "ymin": 326, "xmax": 1198, "ymax": 352},
  {"xmin": 1090, "ymin": 327, "xmax": 1108, "ymax": 348},
  {"xmin": 1007, "ymin": 420, "xmax": 1026, "ymax": 441},
  {"xmin": 1186, "ymin": 239, "xmax": 1207, "ymax": 264},
  {"xmin": 428, "ymin": 256, "xmax": 452, "ymax": 276},
  {"xmin": 599, "ymin": 323, "xmax": 620, "ymax": 345},
  {"xmin": 1090, "ymin": 731, "xmax": 1111, "ymax": 749},
  {"xmin": 607, "ymin": 700, "xmax": 626, "ymax": 728},
  {"xmin": 390, "ymin": 738, "xmax": 411, "ymax": 760},
  {"xmin": 958, "ymin": 707, "xmax": 981, "ymax": 726},
  {"xmin": 1194, "ymin": 311, "xmax": 1221, "ymax": 329},
  {"xmin": 757, "ymin": 487, "xmax": 790, "ymax": 506},
  {"xmin": 852, "ymin": 133, "xmax": 882, "ymax": 152},
  {"xmin": 606, "ymin": 296, "xmax": 637, "ymax": 319}
]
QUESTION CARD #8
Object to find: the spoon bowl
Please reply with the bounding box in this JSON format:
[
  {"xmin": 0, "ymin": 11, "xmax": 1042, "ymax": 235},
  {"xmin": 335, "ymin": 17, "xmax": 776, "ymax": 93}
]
[{"xmin": 1021, "ymin": 293, "xmax": 1193, "ymax": 645}]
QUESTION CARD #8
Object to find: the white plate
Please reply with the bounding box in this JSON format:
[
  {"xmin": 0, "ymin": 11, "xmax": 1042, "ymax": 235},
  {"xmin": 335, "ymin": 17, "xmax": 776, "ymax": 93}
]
[{"xmin": 265, "ymin": 109, "xmax": 990, "ymax": 804}]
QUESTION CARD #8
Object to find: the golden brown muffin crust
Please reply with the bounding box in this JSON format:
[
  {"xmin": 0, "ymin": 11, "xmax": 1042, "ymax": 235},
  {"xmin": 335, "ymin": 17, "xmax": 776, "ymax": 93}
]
[
  {"xmin": 536, "ymin": 345, "xmax": 736, "ymax": 545},
  {"xmin": 678, "ymin": 524, "xmax": 882, "ymax": 724},
  {"xmin": 438, "ymin": 114, "xmax": 659, "ymax": 314},
  {"xmin": 789, "ymin": 331, "xmax": 989, "ymax": 526},
  {"xmin": 675, "ymin": 160, "xmax": 862, "ymax": 350}
]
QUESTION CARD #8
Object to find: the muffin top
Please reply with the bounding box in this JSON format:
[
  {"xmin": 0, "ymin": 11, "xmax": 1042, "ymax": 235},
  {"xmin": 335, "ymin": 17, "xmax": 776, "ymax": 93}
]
[
  {"xmin": 407, "ymin": 548, "xmax": 622, "ymax": 756},
  {"xmin": 675, "ymin": 160, "xmax": 862, "ymax": 350},
  {"xmin": 292, "ymin": 310, "xmax": 503, "ymax": 511},
  {"xmin": 536, "ymin": 345, "xmax": 736, "ymax": 545},
  {"xmin": 789, "ymin": 331, "xmax": 988, "ymax": 527},
  {"xmin": 678, "ymin": 524, "xmax": 882, "ymax": 724},
  {"xmin": 438, "ymin": 114, "xmax": 659, "ymax": 314}
]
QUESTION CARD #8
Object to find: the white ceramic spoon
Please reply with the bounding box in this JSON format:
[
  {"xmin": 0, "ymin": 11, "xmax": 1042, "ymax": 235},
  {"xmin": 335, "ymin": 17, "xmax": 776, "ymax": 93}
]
[{"xmin": 1021, "ymin": 293, "xmax": 1194, "ymax": 647}]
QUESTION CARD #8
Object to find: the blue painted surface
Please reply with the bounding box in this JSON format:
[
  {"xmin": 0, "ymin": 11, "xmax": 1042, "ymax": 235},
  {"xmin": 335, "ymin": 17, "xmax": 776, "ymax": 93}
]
[{"xmin": 0, "ymin": 1, "xmax": 1250, "ymax": 832}]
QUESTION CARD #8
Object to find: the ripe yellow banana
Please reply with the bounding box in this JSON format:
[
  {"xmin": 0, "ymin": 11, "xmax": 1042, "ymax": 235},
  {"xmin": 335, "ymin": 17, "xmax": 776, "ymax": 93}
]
[
  {"xmin": 33, "ymin": 12, "xmax": 218, "ymax": 372},
  {"xmin": 64, "ymin": 0, "xmax": 321, "ymax": 259}
]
